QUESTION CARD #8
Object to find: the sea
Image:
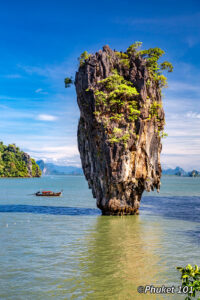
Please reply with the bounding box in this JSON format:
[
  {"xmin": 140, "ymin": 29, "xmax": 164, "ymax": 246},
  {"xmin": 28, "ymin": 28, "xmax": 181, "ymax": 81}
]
[{"xmin": 0, "ymin": 175, "xmax": 200, "ymax": 300}]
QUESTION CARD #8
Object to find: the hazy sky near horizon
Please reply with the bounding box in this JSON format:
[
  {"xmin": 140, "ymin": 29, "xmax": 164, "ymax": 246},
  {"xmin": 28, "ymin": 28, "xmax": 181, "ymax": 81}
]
[{"xmin": 0, "ymin": 0, "xmax": 200, "ymax": 170}]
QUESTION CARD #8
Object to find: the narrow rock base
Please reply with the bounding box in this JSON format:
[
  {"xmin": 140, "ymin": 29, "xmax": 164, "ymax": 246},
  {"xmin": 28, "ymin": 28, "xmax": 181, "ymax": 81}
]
[{"xmin": 101, "ymin": 208, "xmax": 139, "ymax": 216}]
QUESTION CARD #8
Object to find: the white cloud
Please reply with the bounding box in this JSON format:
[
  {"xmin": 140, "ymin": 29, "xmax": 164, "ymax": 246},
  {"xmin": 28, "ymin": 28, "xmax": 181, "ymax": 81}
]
[
  {"xmin": 161, "ymin": 113, "xmax": 200, "ymax": 170},
  {"xmin": 160, "ymin": 91, "xmax": 200, "ymax": 170},
  {"xmin": 161, "ymin": 154, "xmax": 200, "ymax": 171},
  {"xmin": 168, "ymin": 81, "xmax": 200, "ymax": 94},
  {"xmin": 0, "ymin": 132, "xmax": 81, "ymax": 166},
  {"xmin": 35, "ymin": 88, "xmax": 48, "ymax": 95},
  {"xmin": 186, "ymin": 111, "xmax": 200, "ymax": 119},
  {"xmin": 36, "ymin": 114, "xmax": 58, "ymax": 121},
  {"xmin": 32, "ymin": 145, "xmax": 78, "ymax": 154},
  {"xmin": 27, "ymin": 145, "xmax": 81, "ymax": 167},
  {"xmin": 35, "ymin": 88, "xmax": 42, "ymax": 93}
]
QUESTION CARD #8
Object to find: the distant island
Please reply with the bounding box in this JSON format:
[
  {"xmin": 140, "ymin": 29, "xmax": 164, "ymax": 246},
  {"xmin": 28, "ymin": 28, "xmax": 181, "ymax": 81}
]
[
  {"xmin": 0, "ymin": 142, "xmax": 41, "ymax": 177},
  {"xmin": 36, "ymin": 160, "xmax": 83, "ymax": 175},
  {"xmin": 163, "ymin": 166, "xmax": 200, "ymax": 177},
  {"xmin": 36, "ymin": 160, "xmax": 200, "ymax": 177}
]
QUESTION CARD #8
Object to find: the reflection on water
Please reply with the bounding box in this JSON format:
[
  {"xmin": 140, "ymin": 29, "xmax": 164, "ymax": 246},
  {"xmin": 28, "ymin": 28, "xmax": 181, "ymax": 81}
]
[{"xmin": 67, "ymin": 216, "xmax": 168, "ymax": 299}]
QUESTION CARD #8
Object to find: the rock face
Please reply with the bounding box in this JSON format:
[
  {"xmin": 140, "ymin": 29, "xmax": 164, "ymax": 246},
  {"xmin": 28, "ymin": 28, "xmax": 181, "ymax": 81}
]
[
  {"xmin": 75, "ymin": 45, "xmax": 165, "ymax": 215},
  {"xmin": 188, "ymin": 170, "xmax": 200, "ymax": 177},
  {"xmin": 22, "ymin": 152, "xmax": 41, "ymax": 177}
]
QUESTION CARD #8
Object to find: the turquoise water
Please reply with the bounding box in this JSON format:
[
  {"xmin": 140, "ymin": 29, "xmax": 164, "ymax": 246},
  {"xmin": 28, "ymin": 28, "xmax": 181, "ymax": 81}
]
[{"xmin": 0, "ymin": 175, "xmax": 200, "ymax": 299}]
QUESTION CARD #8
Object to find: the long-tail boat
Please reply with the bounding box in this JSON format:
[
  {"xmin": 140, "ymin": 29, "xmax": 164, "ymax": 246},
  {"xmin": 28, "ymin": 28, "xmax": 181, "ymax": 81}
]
[{"xmin": 35, "ymin": 190, "xmax": 62, "ymax": 196}]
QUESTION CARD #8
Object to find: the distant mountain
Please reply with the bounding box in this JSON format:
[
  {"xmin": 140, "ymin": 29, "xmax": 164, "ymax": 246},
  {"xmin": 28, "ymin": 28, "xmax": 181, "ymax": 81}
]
[
  {"xmin": 188, "ymin": 170, "xmax": 200, "ymax": 177},
  {"xmin": 163, "ymin": 166, "xmax": 200, "ymax": 177},
  {"xmin": 36, "ymin": 161, "xmax": 200, "ymax": 177},
  {"xmin": 162, "ymin": 166, "xmax": 187, "ymax": 176},
  {"xmin": 36, "ymin": 160, "xmax": 83, "ymax": 175}
]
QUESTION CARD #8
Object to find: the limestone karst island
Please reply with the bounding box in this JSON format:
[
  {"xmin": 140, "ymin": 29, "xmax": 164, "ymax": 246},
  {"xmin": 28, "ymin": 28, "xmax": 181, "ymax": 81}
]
[
  {"xmin": 0, "ymin": 142, "xmax": 41, "ymax": 177},
  {"xmin": 65, "ymin": 42, "xmax": 173, "ymax": 216}
]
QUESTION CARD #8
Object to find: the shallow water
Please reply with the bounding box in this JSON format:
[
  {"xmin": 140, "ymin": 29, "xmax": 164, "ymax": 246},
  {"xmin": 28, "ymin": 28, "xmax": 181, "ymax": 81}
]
[{"xmin": 0, "ymin": 175, "xmax": 199, "ymax": 299}]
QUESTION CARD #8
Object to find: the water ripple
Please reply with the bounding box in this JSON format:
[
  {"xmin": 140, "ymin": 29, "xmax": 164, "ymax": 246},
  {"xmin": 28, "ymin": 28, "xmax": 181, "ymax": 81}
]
[{"xmin": 0, "ymin": 204, "xmax": 101, "ymax": 216}]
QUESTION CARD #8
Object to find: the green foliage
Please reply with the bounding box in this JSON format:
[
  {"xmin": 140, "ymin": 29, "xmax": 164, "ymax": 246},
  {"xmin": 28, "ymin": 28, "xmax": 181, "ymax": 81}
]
[
  {"xmin": 93, "ymin": 111, "xmax": 100, "ymax": 116},
  {"xmin": 110, "ymin": 113, "xmax": 124, "ymax": 121},
  {"xmin": 160, "ymin": 61, "xmax": 173, "ymax": 72},
  {"xmin": 115, "ymin": 52, "xmax": 130, "ymax": 68},
  {"xmin": 146, "ymin": 79, "xmax": 151, "ymax": 87},
  {"xmin": 64, "ymin": 77, "xmax": 73, "ymax": 88},
  {"xmin": 108, "ymin": 129, "xmax": 130, "ymax": 145},
  {"xmin": 109, "ymin": 83, "xmax": 139, "ymax": 101},
  {"xmin": 127, "ymin": 41, "xmax": 142, "ymax": 55},
  {"xmin": 156, "ymin": 74, "xmax": 168, "ymax": 88},
  {"xmin": 177, "ymin": 264, "xmax": 200, "ymax": 299},
  {"xmin": 98, "ymin": 72, "xmax": 130, "ymax": 91},
  {"xmin": 120, "ymin": 133, "xmax": 130, "ymax": 142},
  {"xmin": 115, "ymin": 52, "xmax": 129, "ymax": 59},
  {"xmin": 94, "ymin": 91, "xmax": 107, "ymax": 105},
  {"xmin": 139, "ymin": 47, "xmax": 165, "ymax": 60},
  {"xmin": 31, "ymin": 159, "xmax": 42, "ymax": 177},
  {"xmin": 132, "ymin": 45, "xmax": 173, "ymax": 88},
  {"xmin": 148, "ymin": 103, "xmax": 167, "ymax": 138},
  {"xmin": 149, "ymin": 101, "xmax": 162, "ymax": 119},
  {"xmin": 98, "ymin": 72, "xmax": 139, "ymax": 104},
  {"xmin": 160, "ymin": 131, "xmax": 168, "ymax": 138},
  {"xmin": 113, "ymin": 127, "xmax": 122, "ymax": 134},
  {"xmin": 94, "ymin": 70, "xmax": 141, "ymax": 147},
  {"xmin": 114, "ymin": 42, "xmax": 173, "ymax": 88},
  {"xmin": 109, "ymin": 136, "xmax": 120, "ymax": 143},
  {"xmin": 78, "ymin": 51, "xmax": 91, "ymax": 66},
  {"xmin": 0, "ymin": 142, "xmax": 41, "ymax": 177},
  {"xmin": 120, "ymin": 59, "xmax": 130, "ymax": 68},
  {"xmin": 128, "ymin": 101, "xmax": 141, "ymax": 121},
  {"xmin": 139, "ymin": 48, "xmax": 165, "ymax": 77}
]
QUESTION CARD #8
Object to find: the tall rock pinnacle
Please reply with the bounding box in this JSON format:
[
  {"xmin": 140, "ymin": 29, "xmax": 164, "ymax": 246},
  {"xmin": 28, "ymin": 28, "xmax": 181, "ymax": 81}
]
[{"xmin": 73, "ymin": 43, "xmax": 172, "ymax": 215}]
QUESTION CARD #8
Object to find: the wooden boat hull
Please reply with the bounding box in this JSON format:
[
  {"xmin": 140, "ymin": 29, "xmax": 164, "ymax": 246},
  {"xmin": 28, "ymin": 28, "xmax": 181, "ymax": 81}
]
[{"xmin": 35, "ymin": 192, "xmax": 62, "ymax": 197}]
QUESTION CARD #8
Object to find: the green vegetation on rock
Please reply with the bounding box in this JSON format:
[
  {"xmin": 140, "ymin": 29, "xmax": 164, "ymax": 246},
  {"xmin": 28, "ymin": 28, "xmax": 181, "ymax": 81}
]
[
  {"xmin": 78, "ymin": 51, "xmax": 91, "ymax": 67},
  {"xmin": 91, "ymin": 70, "xmax": 140, "ymax": 146},
  {"xmin": 64, "ymin": 42, "xmax": 172, "ymax": 147},
  {"xmin": 148, "ymin": 102, "xmax": 162, "ymax": 120},
  {"xmin": 128, "ymin": 42, "xmax": 173, "ymax": 88},
  {"xmin": 0, "ymin": 142, "xmax": 41, "ymax": 177},
  {"xmin": 94, "ymin": 70, "xmax": 139, "ymax": 115},
  {"xmin": 64, "ymin": 77, "xmax": 73, "ymax": 88},
  {"xmin": 113, "ymin": 42, "xmax": 173, "ymax": 88},
  {"xmin": 109, "ymin": 128, "xmax": 130, "ymax": 146},
  {"xmin": 126, "ymin": 41, "xmax": 142, "ymax": 55}
]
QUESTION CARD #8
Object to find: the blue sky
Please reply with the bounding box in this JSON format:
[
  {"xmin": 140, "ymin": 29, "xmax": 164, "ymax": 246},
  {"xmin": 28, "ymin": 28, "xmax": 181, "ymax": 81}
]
[{"xmin": 0, "ymin": 0, "xmax": 200, "ymax": 170}]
